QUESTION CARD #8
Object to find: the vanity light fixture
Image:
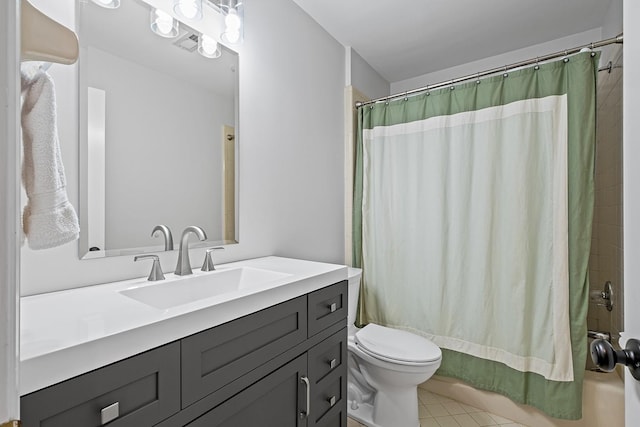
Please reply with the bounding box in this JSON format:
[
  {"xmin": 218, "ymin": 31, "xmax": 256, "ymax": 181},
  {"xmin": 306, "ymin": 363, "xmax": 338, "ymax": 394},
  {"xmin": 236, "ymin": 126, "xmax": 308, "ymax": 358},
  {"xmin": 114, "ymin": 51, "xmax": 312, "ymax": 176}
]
[
  {"xmin": 90, "ymin": 0, "xmax": 120, "ymax": 9},
  {"xmin": 218, "ymin": 0, "xmax": 243, "ymax": 44},
  {"xmin": 198, "ymin": 34, "xmax": 222, "ymax": 58},
  {"xmin": 150, "ymin": 8, "xmax": 179, "ymax": 38},
  {"xmin": 173, "ymin": 0, "xmax": 203, "ymax": 21}
]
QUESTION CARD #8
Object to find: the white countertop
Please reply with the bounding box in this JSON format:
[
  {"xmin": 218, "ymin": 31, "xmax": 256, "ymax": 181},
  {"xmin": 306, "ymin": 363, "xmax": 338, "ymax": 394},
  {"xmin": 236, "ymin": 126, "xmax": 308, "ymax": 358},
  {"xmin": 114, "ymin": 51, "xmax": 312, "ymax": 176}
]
[{"xmin": 20, "ymin": 256, "xmax": 347, "ymax": 395}]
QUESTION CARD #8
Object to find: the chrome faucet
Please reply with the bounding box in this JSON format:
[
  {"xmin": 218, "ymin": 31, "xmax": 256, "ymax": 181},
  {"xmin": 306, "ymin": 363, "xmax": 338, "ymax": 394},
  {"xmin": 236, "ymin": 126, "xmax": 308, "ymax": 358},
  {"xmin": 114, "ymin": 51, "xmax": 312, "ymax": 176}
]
[
  {"xmin": 175, "ymin": 226, "xmax": 207, "ymax": 276},
  {"xmin": 152, "ymin": 224, "xmax": 174, "ymax": 251},
  {"xmin": 134, "ymin": 254, "xmax": 165, "ymax": 281}
]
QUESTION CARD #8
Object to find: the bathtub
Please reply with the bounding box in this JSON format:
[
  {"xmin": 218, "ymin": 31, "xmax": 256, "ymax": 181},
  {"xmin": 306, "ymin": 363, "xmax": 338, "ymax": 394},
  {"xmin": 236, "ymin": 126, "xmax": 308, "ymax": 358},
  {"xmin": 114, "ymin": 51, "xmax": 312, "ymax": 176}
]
[{"xmin": 420, "ymin": 370, "xmax": 624, "ymax": 427}]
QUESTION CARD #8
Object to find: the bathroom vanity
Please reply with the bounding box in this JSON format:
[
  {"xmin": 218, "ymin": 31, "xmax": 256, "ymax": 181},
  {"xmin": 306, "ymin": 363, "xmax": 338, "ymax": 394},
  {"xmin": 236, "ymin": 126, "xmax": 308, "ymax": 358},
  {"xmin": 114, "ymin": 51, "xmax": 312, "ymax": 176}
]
[{"xmin": 19, "ymin": 257, "xmax": 348, "ymax": 427}]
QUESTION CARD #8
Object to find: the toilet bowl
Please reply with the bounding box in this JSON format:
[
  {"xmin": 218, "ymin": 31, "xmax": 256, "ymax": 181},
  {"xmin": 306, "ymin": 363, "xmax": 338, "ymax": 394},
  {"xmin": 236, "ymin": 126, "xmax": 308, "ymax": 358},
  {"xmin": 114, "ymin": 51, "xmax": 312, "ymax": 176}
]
[{"xmin": 346, "ymin": 268, "xmax": 442, "ymax": 427}]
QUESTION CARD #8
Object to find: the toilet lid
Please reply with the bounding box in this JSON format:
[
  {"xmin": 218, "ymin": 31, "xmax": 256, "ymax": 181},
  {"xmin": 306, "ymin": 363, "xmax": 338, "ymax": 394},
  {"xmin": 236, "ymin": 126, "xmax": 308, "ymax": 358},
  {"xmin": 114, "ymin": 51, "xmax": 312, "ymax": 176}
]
[{"xmin": 355, "ymin": 324, "xmax": 441, "ymax": 363}]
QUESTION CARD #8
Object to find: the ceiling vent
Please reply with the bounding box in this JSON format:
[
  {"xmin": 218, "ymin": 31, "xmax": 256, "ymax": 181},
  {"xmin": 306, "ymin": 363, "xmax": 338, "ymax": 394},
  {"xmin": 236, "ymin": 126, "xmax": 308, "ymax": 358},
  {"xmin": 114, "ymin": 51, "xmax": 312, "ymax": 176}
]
[{"xmin": 173, "ymin": 32, "xmax": 199, "ymax": 52}]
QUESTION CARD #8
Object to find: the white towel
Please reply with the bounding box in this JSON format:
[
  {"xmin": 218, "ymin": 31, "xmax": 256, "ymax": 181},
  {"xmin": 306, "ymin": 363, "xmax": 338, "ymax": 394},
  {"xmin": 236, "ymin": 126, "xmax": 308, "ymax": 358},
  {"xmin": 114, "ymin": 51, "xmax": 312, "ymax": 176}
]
[{"xmin": 21, "ymin": 63, "xmax": 79, "ymax": 250}]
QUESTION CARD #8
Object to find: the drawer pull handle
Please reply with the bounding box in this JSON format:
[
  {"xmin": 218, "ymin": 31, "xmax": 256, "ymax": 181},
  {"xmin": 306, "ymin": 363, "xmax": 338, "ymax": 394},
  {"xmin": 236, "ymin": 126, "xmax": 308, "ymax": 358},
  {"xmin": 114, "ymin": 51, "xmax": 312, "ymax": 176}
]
[
  {"xmin": 300, "ymin": 376, "xmax": 311, "ymax": 419},
  {"xmin": 101, "ymin": 402, "xmax": 119, "ymax": 425},
  {"xmin": 328, "ymin": 358, "xmax": 337, "ymax": 369},
  {"xmin": 329, "ymin": 302, "xmax": 337, "ymax": 313},
  {"xmin": 327, "ymin": 395, "xmax": 336, "ymax": 407}
]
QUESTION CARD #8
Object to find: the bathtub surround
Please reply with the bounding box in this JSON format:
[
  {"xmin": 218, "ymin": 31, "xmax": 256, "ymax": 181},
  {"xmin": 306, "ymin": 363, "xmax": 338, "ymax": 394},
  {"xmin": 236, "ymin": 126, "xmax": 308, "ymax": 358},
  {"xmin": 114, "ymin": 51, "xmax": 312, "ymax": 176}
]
[
  {"xmin": 588, "ymin": 45, "xmax": 624, "ymax": 362},
  {"xmin": 353, "ymin": 53, "xmax": 599, "ymax": 419}
]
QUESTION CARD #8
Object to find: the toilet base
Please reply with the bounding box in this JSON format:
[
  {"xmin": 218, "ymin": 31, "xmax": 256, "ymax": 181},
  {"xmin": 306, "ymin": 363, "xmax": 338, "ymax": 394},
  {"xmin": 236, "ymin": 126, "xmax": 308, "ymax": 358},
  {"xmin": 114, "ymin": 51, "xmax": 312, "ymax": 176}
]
[
  {"xmin": 347, "ymin": 400, "xmax": 380, "ymax": 427},
  {"xmin": 347, "ymin": 400, "xmax": 419, "ymax": 427}
]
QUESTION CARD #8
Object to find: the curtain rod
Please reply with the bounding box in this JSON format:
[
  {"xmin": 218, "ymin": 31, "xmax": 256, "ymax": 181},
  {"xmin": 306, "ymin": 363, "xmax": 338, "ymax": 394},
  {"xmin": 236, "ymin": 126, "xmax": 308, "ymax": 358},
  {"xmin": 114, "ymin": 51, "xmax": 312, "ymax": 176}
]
[{"xmin": 356, "ymin": 34, "xmax": 623, "ymax": 108}]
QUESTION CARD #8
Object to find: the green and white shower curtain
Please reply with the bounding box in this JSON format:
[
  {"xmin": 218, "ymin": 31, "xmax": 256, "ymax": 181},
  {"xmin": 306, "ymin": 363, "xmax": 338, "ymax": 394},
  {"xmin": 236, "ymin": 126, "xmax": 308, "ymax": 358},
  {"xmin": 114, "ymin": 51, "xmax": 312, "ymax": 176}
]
[{"xmin": 352, "ymin": 52, "xmax": 598, "ymax": 419}]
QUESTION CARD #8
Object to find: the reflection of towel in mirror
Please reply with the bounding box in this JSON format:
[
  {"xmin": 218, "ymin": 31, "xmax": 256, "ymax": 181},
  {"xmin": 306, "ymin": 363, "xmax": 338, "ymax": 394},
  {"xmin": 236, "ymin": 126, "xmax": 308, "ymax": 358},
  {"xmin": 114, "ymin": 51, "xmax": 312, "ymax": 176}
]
[{"xmin": 21, "ymin": 64, "xmax": 79, "ymax": 250}]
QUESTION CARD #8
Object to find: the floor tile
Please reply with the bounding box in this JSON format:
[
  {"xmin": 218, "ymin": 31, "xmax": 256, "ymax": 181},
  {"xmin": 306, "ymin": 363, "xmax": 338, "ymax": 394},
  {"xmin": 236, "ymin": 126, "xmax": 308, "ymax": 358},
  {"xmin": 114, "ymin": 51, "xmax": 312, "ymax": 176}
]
[
  {"xmin": 421, "ymin": 418, "xmax": 442, "ymax": 427},
  {"xmin": 442, "ymin": 401, "xmax": 468, "ymax": 415},
  {"xmin": 489, "ymin": 413, "xmax": 515, "ymax": 424},
  {"xmin": 419, "ymin": 403, "xmax": 432, "ymax": 418},
  {"xmin": 470, "ymin": 411, "xmax": 499, "ymax": 426},
  {"xmin": 349, "ymin": 391, "xmax": 520, "ymax": 427},
  {"xmin": 460, "ymin": 403, "xmax": 483, "ymax": 413},
  {"xmin": 434, "ymin": 415, "xmax": 462, "ymax": 427},
  {"xmin": 426, "ymin": 403, "xmax": 450, "ymax": 417},
  {"xmin": 453, "ymin": 413, "xmax": 482, "ymax": 427},
  {"xmin": 419, "ymin": 389, "xmax": 442, "ymax": 404}
]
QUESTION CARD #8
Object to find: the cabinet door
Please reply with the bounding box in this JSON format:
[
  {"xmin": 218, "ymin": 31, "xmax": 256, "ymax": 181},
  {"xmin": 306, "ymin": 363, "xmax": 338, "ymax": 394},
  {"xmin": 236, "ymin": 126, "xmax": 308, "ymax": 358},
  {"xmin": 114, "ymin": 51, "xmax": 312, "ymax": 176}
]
[{"xmin": 186, "ymin": 354, "xmax": 308, "ymax": 427}]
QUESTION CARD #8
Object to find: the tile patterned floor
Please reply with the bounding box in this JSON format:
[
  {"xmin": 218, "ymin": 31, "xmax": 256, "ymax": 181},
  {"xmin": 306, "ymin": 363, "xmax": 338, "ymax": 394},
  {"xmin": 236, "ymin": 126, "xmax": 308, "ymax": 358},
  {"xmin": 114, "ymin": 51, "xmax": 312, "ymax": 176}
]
[{"xmin": 346, "ymin": 389, "xmax": 527, "ymax": 427}]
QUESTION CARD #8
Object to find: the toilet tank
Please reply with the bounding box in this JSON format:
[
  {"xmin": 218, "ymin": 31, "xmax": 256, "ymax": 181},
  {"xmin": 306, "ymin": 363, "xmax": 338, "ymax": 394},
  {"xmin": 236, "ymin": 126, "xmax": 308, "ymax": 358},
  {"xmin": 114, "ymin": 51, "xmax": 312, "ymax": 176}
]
[{"xmin": 347, "ymin": 267, "xmax": 362, "ymax": 326}]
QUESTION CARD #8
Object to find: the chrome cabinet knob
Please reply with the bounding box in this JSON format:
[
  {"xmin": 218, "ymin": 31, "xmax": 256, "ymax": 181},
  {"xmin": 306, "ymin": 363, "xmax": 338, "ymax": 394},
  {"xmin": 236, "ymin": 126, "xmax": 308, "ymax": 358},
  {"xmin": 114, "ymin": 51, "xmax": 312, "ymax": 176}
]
[
  {"xmin": 591, "ymin": 338, "xmax": 640, "ymax": 380},
  {"xmin": 100, "ymin": 401, "xmax": 119, "ymax": 425}
]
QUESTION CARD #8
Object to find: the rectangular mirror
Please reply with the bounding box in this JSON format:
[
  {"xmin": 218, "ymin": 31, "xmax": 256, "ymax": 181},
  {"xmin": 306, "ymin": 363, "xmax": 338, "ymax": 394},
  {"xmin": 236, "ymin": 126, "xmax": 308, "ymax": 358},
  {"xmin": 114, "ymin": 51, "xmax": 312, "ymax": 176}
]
[{"xmin": 78, "ymin": 0, "xmax": 239, "ymax": 259}]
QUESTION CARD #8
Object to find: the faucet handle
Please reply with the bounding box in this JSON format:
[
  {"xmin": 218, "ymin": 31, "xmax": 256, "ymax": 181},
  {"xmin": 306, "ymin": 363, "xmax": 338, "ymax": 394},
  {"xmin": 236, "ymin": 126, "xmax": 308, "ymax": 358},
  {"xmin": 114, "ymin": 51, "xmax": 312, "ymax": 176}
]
[
  {"xmin": 202, "ymin": 247, "xmax": 224, "ymax": 271},
  {"xmin": 134, "ymin": 254, "xmax": 165, "ymax": 281}
]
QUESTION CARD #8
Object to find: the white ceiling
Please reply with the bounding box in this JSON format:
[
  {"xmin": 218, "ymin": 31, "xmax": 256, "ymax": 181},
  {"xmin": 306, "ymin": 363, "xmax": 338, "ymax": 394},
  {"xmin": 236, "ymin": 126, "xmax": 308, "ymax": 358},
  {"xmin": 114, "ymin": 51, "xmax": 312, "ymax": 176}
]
[{"xmin": 292, "ymin": 0, "xmax": 614, "ymax": 83}]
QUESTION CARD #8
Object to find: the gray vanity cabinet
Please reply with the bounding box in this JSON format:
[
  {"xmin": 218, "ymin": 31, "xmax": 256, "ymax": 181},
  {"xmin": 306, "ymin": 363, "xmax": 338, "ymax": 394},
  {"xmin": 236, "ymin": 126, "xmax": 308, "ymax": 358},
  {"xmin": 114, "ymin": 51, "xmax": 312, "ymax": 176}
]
[{"xmin": 20, "ymin": 280, "xmax": 348, "ymax": 427}]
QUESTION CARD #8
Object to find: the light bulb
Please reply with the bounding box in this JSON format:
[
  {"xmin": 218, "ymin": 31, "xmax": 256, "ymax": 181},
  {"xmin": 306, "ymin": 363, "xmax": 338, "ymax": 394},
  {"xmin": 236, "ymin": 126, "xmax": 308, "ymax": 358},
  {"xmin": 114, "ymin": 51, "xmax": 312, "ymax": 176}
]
[
  {"xmin": 198, "ymin": 34, "xmax": 221, "ymax": 58},
  {"xmin": 150, "ymin": 9, "xmax": 179, "ymax": 38},
  {"xmin": 90, "ymin": 0, "xmax": 120, "ymax": 8},
  {"xmin": 225, "ymin": 9, "xmax": 241, "ymax": 31},
  {"xmin": 224, "ymin": 30, "xmax": 240, "ymax": 43},
  {"xmin": 200, "ymin": 35, "xmax": 218, "ymax": 56},
  {"xmin": 156, "ymin": 11, "xmax": 173, "ymax": 35},
  {"xmin": 174, "ymin": 0, "xmax": 202, "ymax": 21}
]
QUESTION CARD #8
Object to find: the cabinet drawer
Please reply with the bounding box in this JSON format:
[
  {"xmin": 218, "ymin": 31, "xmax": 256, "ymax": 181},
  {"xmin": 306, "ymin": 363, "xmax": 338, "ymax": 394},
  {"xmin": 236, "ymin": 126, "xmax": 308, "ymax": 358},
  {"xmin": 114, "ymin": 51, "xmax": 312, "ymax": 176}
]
[
  {"xmin": 21, "ymin": 342, "xmax": 180, "ymax": 427},
  {"xmin": 308, "ymin": 281, "xmax": 347, "ymax": 337},
  {"xmin": 308, "ymin": 328, "xmax": 346, "ymax": 385},
  {"xmin": 310, "ymin": 370, "xmax": 345, "ymax": 427},
  {"xmin": 181, "ymin": 295, "xmax": 307, "ymax": 407}
]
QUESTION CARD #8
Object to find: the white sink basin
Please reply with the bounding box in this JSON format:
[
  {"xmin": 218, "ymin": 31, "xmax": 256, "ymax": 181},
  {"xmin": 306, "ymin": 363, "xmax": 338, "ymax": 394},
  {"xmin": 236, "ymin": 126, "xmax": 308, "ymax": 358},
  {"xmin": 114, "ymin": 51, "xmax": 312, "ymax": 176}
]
[{"xmin": 120, "ymin": 267, "xmax": 291, "ymax": 309}]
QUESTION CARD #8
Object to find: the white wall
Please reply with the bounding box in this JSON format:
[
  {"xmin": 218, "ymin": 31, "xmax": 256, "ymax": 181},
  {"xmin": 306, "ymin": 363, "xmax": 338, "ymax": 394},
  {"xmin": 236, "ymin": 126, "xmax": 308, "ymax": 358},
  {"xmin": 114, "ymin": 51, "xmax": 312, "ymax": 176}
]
[
  {"xmin": 391, "ymin": 28, "xmax": 603, "ymax": 94},
  {"xmin": 20, "ymin": 0, "xmax": 346, "ymax": 295},
  {"xmin": 348, "ymin": 47, "xmax": 389, "ymax": 100}
]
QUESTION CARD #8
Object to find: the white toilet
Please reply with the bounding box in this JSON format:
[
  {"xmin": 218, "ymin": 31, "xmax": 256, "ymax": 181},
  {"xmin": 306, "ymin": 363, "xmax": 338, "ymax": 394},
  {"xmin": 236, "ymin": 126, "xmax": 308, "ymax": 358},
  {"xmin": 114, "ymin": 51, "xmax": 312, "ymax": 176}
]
[{"xmin": 347, "ymin": 268, "xmax": 442, "ymax": 427}]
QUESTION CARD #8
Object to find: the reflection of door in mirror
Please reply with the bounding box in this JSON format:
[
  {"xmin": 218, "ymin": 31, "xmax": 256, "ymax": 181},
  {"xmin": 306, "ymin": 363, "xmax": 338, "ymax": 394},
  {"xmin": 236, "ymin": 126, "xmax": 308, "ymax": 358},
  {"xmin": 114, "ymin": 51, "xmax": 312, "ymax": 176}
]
[
  {"xmin": 77, "ymin": 0, "xmax": 239, "ymax": 259},
  {"xmin": 223, "ymin": 125, "xmax": 235, "ymax": 242}
]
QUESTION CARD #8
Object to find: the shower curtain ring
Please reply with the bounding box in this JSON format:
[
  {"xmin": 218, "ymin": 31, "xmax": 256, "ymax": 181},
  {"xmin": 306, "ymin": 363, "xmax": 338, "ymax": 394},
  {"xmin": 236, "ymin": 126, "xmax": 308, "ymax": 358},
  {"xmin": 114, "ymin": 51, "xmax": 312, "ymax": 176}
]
[
  {"xmin": 503, "ymin": 65, "xmax": 508, "ymax": 78},
  {"xmin": 404, "ymin": 91, "xmax": 408, "ymax": 101},
  {"xmin": 534, "ymin": 57, "xmax": 540, "ymax": 70},
  {"xmin": 450, "ymin": 79, "xmax": 455, "ymax": 90},
  {"xmin": 476, "ymin": 72, "xmax": 481, "ymax": 84}
]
